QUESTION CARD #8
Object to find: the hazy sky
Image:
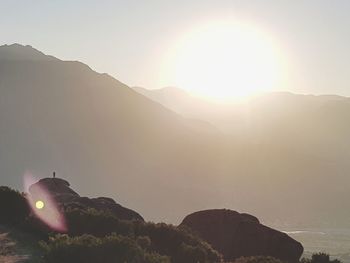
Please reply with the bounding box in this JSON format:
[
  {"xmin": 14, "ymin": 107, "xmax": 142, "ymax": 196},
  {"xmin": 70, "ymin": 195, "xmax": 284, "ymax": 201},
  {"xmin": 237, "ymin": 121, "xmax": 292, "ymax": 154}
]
[{"xmin": 1, "ymin": 0, "xmax": 350, "ymax": 96}]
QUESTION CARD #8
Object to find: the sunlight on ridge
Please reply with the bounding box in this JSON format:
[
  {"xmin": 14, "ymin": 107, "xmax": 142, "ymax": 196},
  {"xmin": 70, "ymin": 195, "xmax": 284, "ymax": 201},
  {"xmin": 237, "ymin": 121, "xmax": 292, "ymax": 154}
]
[{"xmin": 161, "ymin": 20, "xmax": 287, "ymax": 102}]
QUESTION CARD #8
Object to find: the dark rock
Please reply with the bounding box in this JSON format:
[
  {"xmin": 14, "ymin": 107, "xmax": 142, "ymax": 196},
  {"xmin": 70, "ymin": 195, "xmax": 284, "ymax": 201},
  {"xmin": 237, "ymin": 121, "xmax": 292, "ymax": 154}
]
[
  {"xmin": 180, "ymin": 209, "xmax": 303, "ymax": 262},
  {"xmin": 29, "ymin": 178, "xmax": 79, "ymax": 197},
  {"xmin": 28, "ymin": 177, "xmax": 144, "ymax": 221}
]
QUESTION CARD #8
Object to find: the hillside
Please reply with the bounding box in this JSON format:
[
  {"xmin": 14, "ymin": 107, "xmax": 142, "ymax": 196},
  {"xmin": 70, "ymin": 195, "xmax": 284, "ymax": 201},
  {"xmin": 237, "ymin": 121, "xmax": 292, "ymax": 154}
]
[
  {"xmin": 1, "ymin": 44, "xmax": 350, "ymax": 228},
  {"xmin": 133, "ymin": 87, "xmax": 350, "ymax": 227},
  {"xmin": 0, "ymin": 44, "xmax": 227, "ymax": 223},
  {"xmin": 0, "ymin": 179, "xmax": 304, "ymax": 263}
]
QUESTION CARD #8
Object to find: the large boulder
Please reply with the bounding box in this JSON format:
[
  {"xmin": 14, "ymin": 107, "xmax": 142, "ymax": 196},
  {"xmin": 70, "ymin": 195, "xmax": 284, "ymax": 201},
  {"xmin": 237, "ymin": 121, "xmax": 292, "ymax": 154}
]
[
  {"xmin": 180, "ymin": 209, "xmax": 303, "ymax": 262},
  {"xmin": 28, "ymin": 177, "xmax": 144, "ymax": 221}
]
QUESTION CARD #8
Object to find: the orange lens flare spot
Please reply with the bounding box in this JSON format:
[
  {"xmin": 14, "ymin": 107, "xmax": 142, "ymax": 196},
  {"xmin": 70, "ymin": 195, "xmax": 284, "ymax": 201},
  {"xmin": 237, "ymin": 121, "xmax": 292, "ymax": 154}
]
[{"xmin": 35, "ymin": 200, "xmax": 45, "ymax": 210}]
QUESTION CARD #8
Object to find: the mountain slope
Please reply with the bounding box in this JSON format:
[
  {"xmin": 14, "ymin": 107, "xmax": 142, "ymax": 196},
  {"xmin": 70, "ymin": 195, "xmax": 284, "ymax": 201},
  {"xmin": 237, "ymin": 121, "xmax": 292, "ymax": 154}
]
[
  {"xmin": 133, "ymin": 87, "xmax": 350, "ymax": 227},
  {"xmin": 1, "ymin": 44, "xmax": 350, "ymax": 228},
  {"xmin": 0, "ymin": 44, "xmax": 227, "ymax": 223}
]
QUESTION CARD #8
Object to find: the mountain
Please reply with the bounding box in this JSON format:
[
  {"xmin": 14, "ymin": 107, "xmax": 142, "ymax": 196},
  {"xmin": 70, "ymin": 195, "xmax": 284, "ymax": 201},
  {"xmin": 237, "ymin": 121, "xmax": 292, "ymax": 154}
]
[
  {"xmin": 132, "ymin": 86, "xmax": 197, "ymax": 115},
  {"xmin": 133, "ymin": 86, "xmax": 350, "ymax": 172},
  {"xmin": 133, "ymin": 86, "xmax": 219, "ymax": 133},
  {"xmin": 1, "ymin": 44, "xmax": 350, "ymax": 228},
  {"xmin": 133, "ymin": 87, "xmax": 350, "ymax": 135},
  {"xmin": 132, "ymin": 86, "xmax": 235, "ymax": 131},
  {"xmin": 133, "ymin": 87, "xmax": 350, "ymax": 227},
  {"xmin": 0, "ymin": 43, "xmax": 58, "ymax": 61},
  {"xmin": 0, "ymin": 44, "xmax": 227, "ymax": 224}
]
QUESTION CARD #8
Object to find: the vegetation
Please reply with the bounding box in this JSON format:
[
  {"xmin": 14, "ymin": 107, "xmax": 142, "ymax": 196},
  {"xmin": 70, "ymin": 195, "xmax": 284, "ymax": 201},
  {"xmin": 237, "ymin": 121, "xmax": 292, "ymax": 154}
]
[
  {"xmin": 0, "ymin": 188, "xmax": 221, "ymax": 262},
  {"xmin": 0, "ymin": 186, "xmax": 343, "ymax": 263},
  {"xmin": 231, "ymin": 254, "xmax": 343, "ymax": 263},
  {"xmin": 63, "ymin": 208, "xmax": 222, "ymax": 263},
  {"xmin": 232, "ymin": 256, "xmax": 284, "ymax": 263},
  {"xmin": 40, "ymin": 234, "xmax": 170, "ymax": 263},
  {"xmin": 0, "ymin": 186, "xmax": 29, "ymax": 225},
  {"xmin": 301, "ymin": 253, "xmax": 342, "ymax": 263}
]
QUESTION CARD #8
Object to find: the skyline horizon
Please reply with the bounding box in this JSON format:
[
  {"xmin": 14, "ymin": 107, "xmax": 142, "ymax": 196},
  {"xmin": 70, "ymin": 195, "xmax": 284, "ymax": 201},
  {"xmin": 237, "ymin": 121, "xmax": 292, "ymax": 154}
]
[
  {"xmin": 2, "ymin": 42, "xmax": 350, "ymax": 101},
  {"xmin": 2, "ymin": 0, "xmax": 350, "ymax": 99}
]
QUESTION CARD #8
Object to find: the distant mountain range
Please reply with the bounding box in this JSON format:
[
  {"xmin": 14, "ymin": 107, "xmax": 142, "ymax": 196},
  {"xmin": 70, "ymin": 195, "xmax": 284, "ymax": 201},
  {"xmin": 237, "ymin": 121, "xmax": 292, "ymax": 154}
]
[
  {"xmin": 133, "ymin": 86, "xmax": 349, "ymax": 134},
  {"xmin": 1, "ymin": 43, "xmax": 350, "ymax": 228}
]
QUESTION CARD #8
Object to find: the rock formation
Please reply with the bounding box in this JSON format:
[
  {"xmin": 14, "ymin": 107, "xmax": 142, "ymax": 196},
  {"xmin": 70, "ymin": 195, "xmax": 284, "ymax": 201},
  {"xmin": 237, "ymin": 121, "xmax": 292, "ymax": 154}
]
[
  {"xmin": 180, "ymin": 209, "xmax": 303, "ymax": 262},
  {"xmin": 29, "ymin": 177, "xmax": 144, "ymax": 221}
]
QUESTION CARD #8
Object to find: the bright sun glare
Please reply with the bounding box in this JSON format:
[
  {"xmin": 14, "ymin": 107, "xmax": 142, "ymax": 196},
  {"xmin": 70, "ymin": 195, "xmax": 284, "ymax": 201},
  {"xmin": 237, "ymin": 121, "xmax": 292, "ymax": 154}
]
[{"xmin": 163, "ymin": 21, "xmax": 284, "ymax": 101}]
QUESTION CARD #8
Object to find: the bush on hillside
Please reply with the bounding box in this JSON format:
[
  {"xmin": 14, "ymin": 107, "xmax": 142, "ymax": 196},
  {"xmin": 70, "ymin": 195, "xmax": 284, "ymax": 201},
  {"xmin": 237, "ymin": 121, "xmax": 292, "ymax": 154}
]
[
  {"xmin": 0, "ymin": 188, "xmax": 221, "ymax": 263},
  {"xmin": 301, "ymin": 253, "xmax": 342, "ymax": 263},
  {"xmin": 64, "ymin": 208, "xmax": 222, "ymax": 263},
  {"xmin": 40, "ymin": 233, "xmax": 170, "ymax": 263},
  {"xmin": 132, "ymin": 221, "xmax": 221, "ymax": 263},
  {"xmin": 65, "ymin": 208, "xmax": 134, "ymax": 237},
  {"xmin": 0, "ymin": 186, "xmax": 30, "ymax": 225},
  {"xmin": 232, "ymin": 256, "xmax": 284, "ymax": 263}
]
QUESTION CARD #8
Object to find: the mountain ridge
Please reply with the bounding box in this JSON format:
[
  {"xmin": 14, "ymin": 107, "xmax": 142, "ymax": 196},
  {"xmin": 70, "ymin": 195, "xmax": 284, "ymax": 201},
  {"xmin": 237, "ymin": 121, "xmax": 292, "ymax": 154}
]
[{"xmin": 0, "ymin": 43, "xmax": 59, "ymax": 61}]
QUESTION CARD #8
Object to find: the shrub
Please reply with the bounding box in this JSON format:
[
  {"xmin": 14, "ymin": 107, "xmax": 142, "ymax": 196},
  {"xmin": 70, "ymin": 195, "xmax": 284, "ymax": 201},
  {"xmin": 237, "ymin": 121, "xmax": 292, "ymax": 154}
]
[
  {"xmin": 233, "ymin": 256, "xmax": 284, "ymax": 263},
  {"xmin": 40, "ymin": 233, "xmax": 170, "ymax": 263},
  {"xmin": 65, "ymin": 208, "xmax": 134, "ymax": 237},
  {"xmin": 0, "ymin": 189, "xmax": 222, "ymax": 263},
  {"xmin": 301, "ymin": 253, "xmax": 342, "ymax": 263},
  {"xmin": 133, "ymin": 221, "xmax": 222, "ymax": 263},
  {"xmin": 0, "ymin": 186, "xmax": 30, "ymax": 225},
  {"xmin": 64, "ymin": 209, "xmax": 222, "ymax": 263}
]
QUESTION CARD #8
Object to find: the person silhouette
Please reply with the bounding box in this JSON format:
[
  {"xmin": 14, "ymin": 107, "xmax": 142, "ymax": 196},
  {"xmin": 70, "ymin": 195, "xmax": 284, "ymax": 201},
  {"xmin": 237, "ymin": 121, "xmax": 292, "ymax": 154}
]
[{"xmin": 53, "ymin": 171, "xmax": 56, "ymax": 178}]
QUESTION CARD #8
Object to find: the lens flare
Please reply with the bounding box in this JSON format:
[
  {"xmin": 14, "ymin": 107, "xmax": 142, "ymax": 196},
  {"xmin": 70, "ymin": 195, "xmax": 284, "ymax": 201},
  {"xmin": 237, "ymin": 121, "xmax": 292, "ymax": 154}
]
[
  {"xmin": 24, "ymin": 172, "xmax": 67, "ymax": 232},
  {"xmin": 35, "ymin": 200, "xmax": 45, "ymax": 210}
]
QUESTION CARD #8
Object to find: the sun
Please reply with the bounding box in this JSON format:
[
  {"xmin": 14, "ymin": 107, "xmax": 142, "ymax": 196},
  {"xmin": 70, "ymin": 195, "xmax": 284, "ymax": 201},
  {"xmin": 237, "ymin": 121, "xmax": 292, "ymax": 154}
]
[{"xmin": 162, "ymin": 21, "xmax": 284, "ymax": 101}]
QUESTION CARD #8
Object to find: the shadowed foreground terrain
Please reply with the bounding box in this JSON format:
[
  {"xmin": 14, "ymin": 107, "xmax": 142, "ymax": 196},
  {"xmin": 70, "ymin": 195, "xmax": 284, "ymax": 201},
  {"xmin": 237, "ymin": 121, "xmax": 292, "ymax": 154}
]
[
  {"xmin": 0, "ymin": 226, "xmax": 41, "ymax": 263},
  {"xmin": 0, "ymin": 232, "xmax": 27, "ymax": 263},
  {"xmin": 0, "ymin": 178, "xmax": 313, "ymax": 263}
]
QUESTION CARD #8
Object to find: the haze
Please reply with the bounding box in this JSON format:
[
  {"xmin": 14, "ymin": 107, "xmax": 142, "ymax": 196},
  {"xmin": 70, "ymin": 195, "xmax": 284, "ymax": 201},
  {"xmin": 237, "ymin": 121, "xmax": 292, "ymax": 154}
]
[
  {"xmin": 2, "ymin": 2, "xmax": 350, "ymax": 258},
  {"xmin": 2, "ymin": 0, "xmax": 350, "ymax": 97}
]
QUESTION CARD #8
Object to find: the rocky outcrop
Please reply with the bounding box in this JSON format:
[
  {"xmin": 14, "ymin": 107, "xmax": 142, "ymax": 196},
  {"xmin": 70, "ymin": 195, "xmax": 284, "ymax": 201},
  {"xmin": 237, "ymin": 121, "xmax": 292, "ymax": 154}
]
[
  {"xmin": 180, "ymin": 209, "xmax": 303, "ymax": 262},
  {"xmin": 29, "ymin": 178, "xmax": 144, "ymax": 221},
  {"xmin": 29, "ymin": 178, "xmax": 79, "ymax": 197}
]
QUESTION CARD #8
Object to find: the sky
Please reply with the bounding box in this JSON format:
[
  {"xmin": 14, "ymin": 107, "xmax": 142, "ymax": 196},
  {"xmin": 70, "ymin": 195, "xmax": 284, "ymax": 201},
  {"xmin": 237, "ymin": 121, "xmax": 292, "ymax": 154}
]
[{"xmin": 1, "ymin": 0, "xmax": 350, "ymax": 97}]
